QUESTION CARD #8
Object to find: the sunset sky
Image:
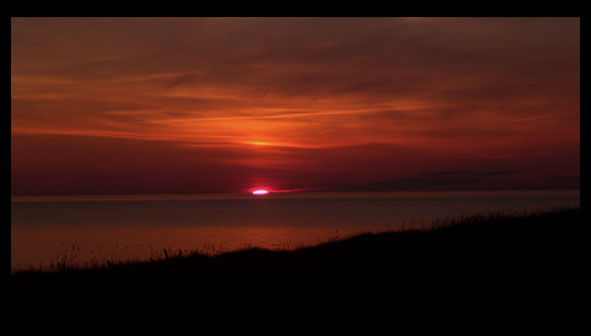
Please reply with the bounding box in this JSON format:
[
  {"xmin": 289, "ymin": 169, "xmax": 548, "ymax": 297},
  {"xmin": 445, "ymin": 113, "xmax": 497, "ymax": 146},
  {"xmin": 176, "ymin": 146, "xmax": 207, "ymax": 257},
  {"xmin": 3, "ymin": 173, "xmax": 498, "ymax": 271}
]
[{"xmin": 11, "ymin": 18, "xmax": 580, "ymax": 195}]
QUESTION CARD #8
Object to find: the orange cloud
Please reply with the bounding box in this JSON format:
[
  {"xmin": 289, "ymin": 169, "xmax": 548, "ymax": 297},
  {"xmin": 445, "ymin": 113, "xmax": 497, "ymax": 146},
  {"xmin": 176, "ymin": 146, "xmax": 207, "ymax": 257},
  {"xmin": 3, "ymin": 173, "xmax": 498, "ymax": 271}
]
[{"xmin": 11, "ymin": 18, "xmax": 580, "ymax": 194}]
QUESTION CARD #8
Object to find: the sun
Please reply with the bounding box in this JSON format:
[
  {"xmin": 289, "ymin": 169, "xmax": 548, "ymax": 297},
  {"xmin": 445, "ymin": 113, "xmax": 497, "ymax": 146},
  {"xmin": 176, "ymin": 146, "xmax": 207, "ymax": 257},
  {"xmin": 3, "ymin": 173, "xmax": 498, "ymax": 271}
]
[{"xmin": 252, "ymin": 189, "xmax": 269, "ymax": 195}]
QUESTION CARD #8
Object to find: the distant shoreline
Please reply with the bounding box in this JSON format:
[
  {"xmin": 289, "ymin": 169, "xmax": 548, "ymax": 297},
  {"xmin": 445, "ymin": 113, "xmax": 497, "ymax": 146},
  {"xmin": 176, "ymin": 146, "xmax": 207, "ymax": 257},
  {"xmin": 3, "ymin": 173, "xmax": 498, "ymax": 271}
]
[{"xmin": 10, "ymin": 188, "xmax": 581, "ymax": 202}]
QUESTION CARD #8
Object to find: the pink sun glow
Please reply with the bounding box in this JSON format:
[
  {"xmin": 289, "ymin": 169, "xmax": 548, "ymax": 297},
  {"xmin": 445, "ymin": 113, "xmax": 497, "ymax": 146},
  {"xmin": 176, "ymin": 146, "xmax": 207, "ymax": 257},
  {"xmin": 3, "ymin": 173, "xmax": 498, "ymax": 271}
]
[{"xmin": 252, "ymin": 189, "xmax": 269, "ymax": 195}]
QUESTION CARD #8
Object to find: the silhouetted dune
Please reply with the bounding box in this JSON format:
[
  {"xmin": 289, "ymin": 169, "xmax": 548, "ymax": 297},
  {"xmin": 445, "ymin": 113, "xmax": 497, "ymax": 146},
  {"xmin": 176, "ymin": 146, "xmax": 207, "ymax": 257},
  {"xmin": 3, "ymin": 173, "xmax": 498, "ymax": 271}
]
[{"xmin": 9, "ymin": 207, "xmax": 582, "ymax": 325}]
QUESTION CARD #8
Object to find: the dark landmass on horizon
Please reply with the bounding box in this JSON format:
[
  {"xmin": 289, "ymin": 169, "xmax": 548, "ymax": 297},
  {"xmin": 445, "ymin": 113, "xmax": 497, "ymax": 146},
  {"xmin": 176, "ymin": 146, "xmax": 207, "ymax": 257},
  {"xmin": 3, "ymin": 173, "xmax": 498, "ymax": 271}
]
[
  {"xmin": 10, "ymin": 207, "xmax": 581, "ymax": 325},
  {"xmin": 317, "ymin": 175, "xmax": 580, "ymax": 193}
]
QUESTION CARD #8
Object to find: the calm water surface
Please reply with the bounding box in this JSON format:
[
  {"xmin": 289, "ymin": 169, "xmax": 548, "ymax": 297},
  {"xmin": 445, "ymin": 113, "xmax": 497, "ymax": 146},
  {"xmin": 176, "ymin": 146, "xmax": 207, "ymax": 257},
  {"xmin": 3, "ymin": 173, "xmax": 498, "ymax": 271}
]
[{"xmin": 11, "ymin": 190, "xmax": 580, "ymax": 271}]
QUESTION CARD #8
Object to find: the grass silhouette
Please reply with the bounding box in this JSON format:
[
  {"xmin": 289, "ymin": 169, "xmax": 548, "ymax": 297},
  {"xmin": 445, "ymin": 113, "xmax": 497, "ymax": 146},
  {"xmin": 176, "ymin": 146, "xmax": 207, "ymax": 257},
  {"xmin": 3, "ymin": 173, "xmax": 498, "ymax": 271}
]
[{"xmin": 9, "ymin": 207, "xmax": 582, "ymax": 324}]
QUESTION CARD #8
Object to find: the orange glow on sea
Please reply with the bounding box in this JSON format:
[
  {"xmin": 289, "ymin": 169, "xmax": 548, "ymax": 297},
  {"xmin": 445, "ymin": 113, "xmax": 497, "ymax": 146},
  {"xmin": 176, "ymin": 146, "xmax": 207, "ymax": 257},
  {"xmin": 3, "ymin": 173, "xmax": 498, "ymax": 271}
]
[{"xmin": 10, "ymin": 224, "xmax": 368, "ymax": 271}]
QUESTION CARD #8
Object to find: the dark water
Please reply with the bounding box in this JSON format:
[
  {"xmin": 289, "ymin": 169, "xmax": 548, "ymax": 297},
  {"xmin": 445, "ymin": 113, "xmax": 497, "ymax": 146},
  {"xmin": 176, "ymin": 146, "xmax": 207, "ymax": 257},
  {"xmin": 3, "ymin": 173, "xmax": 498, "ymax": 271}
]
[{"xmin": 11, "ymin": 190, "xmax": 580, "ymax": 271}]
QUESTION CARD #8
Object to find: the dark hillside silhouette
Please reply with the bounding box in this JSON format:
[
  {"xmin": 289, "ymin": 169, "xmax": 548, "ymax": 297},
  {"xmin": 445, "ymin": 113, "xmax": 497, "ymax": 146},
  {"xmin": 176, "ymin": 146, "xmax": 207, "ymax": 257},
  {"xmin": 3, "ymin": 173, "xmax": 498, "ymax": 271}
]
[{"xmin": 10, "ymin": 207, "xmax": 581, "ymax": 325}]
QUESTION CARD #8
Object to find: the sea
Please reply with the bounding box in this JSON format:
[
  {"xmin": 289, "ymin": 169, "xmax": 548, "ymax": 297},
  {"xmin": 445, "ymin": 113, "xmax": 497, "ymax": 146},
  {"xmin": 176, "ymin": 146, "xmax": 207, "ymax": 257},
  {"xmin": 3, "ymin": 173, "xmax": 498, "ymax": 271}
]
[{"xmin": 10, "ymin": 189, "xmax": 580, "ymax": 271}]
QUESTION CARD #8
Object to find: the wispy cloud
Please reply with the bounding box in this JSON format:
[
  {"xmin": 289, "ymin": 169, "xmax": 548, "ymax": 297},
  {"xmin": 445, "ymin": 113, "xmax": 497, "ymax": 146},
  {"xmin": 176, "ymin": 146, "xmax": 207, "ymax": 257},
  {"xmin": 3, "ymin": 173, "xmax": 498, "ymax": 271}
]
[{"xmin": 11, "ymin": 18, "xmax": 580, "ymax": 194}]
